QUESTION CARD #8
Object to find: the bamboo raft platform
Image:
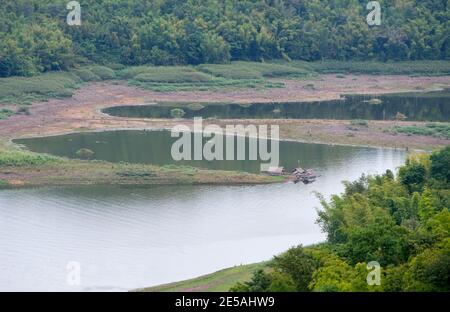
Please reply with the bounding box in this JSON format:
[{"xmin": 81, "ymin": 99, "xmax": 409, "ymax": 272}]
[
  {"xmin": 292, "ymin": 167, "xmax": 317, "ymax": 184},
  {"xmin": 264, "ymin": 167, "xmax": 317, "ymax": 184}
]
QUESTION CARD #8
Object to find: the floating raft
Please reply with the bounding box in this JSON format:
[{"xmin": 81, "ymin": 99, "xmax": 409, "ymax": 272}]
[
  {"xmin": 292, "ymin": 167, "xmax": 317, "ymax": 184},
  {"xmin": 263, "ymin": 166, "xmax": 317, "ymax": 184}
]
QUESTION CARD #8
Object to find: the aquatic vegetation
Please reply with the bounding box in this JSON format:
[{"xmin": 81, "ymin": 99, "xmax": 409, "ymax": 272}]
[
  {"xmin": 75, "ymin": 148, "xmax": 95, "ymax": 159},
  {"xmin": 364, "ymin": 98, "xmax": 382, "ymax": 105},
  {"xmin": 187, "ymin": 103, "xmax": 205, "ymax": 111},
  {"xmin": 170, "ymin": 108, "xmax": 186, "ymax": 118}
]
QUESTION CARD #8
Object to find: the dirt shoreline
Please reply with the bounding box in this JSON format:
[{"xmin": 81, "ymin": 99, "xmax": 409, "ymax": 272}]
[
  {"xmin": 1, "ymin": 74, "xmax": 449, "ymax": 147},
  {"xmin": 0, "ymin": 74, "xmax": 449, "ymax": 187}
]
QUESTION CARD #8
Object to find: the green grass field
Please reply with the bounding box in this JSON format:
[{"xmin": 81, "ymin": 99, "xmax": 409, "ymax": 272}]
[
  {"xmin": 297, "ymin": 60, "xmax": 450, "ymax": 76},
  {"xmin": 0, "ymin": 149, "xmax": 61, "ymax": 166},
  {"xmin": 121, "ymin": 64, "xmax": 286, "ymax": 92},
  {"xmin": 0, "ymin": 65, "xmax": 118, "ymax": 107},
  {"xmin": 391, "ymin": 123, "xmax": 450, "ymax": 139},
  {"xmin": 197, "ymin": 61, "xmax": 314, "ymax": 79},
  {"xmin": 136, "ymin": 262, "xmax": 269, "ymax": 292},
  {"xmin": 1, "ymin": 60, "xmax": 449, "ymax": 112},
  {"xmin": 0, "ymin": 71, "xmax": 81, "ymax": 106}
]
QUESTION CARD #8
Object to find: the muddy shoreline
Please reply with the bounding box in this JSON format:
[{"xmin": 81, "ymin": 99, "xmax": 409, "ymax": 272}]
[
  {"xmin": 1, "ymin": 74, "xmax": 449, "ymax": 148},
  {"xmin": 0, "ymin": 74, "xmax": 449, "ymax": 188}
]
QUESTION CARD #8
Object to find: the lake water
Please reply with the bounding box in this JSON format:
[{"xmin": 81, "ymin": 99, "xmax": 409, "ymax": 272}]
[
  {"xmin": 1, "ymin": 131, "xmax": 407, "ymax": 291},
  {"xmin": 14, "ymin": 130, "xmax": 400, "ymax": 173},
  {"xmin": 102, "ymin": 91, "xmax": 450, "ymax": 121}
]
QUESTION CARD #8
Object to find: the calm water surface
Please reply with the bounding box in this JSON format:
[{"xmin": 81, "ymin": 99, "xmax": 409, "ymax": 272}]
[
  {"xmin": 14, "ymin": 130, "xmax": 405, "ymax": 173},
  {"xmin": 103, "ymin": 91, "xmax": 450, "ymax": 121},
  {"xmin": 0, "ymin": 133, "xmax": 406, "ymax": 291}
]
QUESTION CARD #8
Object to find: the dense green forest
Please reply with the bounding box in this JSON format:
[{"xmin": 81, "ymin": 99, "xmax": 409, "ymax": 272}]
[
  {"xmin": 232, "ymin": 147, "xmax": 450, "ymax": 292},
  {"xmin": 0, "ymin": 0, "xmax": 449, "ymax": 77}
]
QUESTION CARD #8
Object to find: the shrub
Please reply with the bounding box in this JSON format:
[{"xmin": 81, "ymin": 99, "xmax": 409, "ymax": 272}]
[
  {"xmin": 89, "ymin": 66, "xmax": 117, "ymax": 80},
  {"xmin": 105, "ymin": 63, "xmax": 126, "ymax": 71},
  {"xmin": 350, "ymin": 120, "xmax": 369, "ymax": 127},
  {"xmin": 187, "ymin": 103, "xmax": 205, "ymax": 111},
  {"xmin": 230, "ymin": 269, "xmax": 272, "ymax": 292},
  {"xmin": 72, "ymin": 69, "xmax": 100, "ymax": 82},
  {"xmin": 0, "ymin": 109, "xmax": 14, "ymax": 119},
  {"xmin": 395, "ymin": 112, "xmax": 408, "ymax": 121},
  {"xmin": 170, "ymin": 108, "xmax": 186, "ymax": 118},
  {"xmin": 430, "ymin": 146, "xmax": 450, "ymax": 183},
  {"xmin": 117, "ymin": 66, "xmax": 153, "ymax": 79},
  {"xmin": 267, "ymin": 271, "xmax": 297, "ymax": 292},
  {"xmin": 272, "ymin": 245, "xmax": 319, "ymax": 291},
  {"xmin": 399, "ymin": 161, "xmax": 427, "ymax": 193},
  {"xmin": 403, "ymin": 243, "xmax": 450, "ymax": 292},
  {"xmin": 365, "ymin": 98, "xmax": 382, "ymax": 105},
  {"xmin": 75, "ymin": 148, "xmax": 95, "ymax": 159}
]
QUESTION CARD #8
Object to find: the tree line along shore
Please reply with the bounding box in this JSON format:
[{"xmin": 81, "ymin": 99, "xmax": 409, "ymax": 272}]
[{"xmin": 140, "ymin": 147, "xmax": 450, "ymax": 292}]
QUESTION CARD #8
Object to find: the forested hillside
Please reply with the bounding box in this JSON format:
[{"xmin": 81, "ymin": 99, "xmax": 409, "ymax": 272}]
[
  {"xmin": 1, "ymin": 0, "xmax": 449, "ymax": 77},
  {"xmin": 232, "ymin": 147, "xmax": 450, "ymax": 292}
]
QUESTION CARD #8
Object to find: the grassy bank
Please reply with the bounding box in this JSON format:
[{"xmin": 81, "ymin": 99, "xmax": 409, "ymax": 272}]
[
  {"xmin": 387, "ymin": 123, "xmax": 450, "ymax": 140},
  {"xmin": 120, "ymin": 62, "xmax": 313, "ymax": 91},
  {"xmin": 137, "ymin": 262, "xmax": 269, "ymax": 292},
  {"xmin": 0, "ymin": 71, "xmax": 81, "ymax": 106},
  {"xmin": 293, "ymin": 60, "xmax": 450, "ymax": 76},
  {"xmin": 2, "ymin": 60, "xmax": 449, "ymax": 111},
  {"xmin": 0, "ymin": 66, "xmax": 117, "ymax": 107},
  {"xmin": 0, "ymin": 144, "xmax": 284, "ymax": 188},
  {"xmin": 278, "ymin": 120, "xmax": 450, "ymax": 152},
  {"xmin": 0, "ymin": 62, "xmax": 306, "ymax": 107}
]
